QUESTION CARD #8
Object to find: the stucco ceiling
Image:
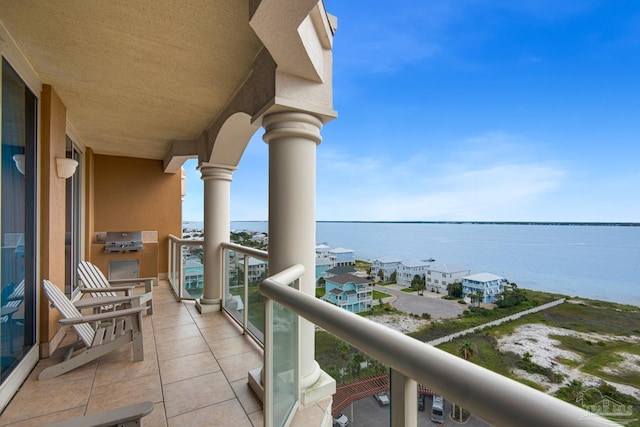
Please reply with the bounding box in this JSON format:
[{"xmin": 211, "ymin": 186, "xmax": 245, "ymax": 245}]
[{"xmin": 0, "ymin": 0, "xmax": 263, "ymax": 160}]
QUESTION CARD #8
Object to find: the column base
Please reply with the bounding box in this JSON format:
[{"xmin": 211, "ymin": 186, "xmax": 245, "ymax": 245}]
[
  {"xmin": 195, "ymin": 297, "xmax": 221, "ymax": 314},
  {"xmin": 300, "ymin": 369, "xmax": 336, "ymax": 407},
  {"xmin": 248, "ymin": 366, "xmax": 336, "ymax": 409}
]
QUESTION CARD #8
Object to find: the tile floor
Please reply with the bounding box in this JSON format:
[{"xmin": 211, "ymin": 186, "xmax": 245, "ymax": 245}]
[{"xmin": 0, "ymin": 280, "xmax": 264, "ymax": 427}]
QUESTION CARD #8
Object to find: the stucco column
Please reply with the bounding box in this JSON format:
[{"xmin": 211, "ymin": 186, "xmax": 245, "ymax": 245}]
[
  {"xmin": 196, "ymin": 163, "xmax": 236, "ymax": 314},
  {"xmin": 262, "ymin": 111, "xmax": 323, "ymax": 392}
]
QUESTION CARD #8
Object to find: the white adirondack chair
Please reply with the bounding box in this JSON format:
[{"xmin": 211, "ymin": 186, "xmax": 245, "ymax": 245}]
[
  {"xmin": 77, "ymin": 261, "xmax": 153, "ymax": 315},
  {"xmin": 39, "ymin": 280, "xmax": 146, "ymax": 380}
]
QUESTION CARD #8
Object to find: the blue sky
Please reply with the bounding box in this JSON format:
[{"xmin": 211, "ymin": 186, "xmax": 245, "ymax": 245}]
[{"xmin": 183, "ymin": 0, "xmax": 640, "ymax": 222}]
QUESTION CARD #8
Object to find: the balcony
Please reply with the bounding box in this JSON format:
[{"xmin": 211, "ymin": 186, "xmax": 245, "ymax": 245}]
[{"xmin": 0, "ymin": 280, "xmax": 265, "ymax": 426}]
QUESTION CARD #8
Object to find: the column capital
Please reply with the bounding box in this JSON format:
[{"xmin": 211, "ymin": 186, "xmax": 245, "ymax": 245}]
[
  {"xmin": 198, "ymin": 162, "xmax": 237, "ymax": 182},
  {"xmin": 262, "ymin": 111, "xmax": 323, "ymax": 146}
]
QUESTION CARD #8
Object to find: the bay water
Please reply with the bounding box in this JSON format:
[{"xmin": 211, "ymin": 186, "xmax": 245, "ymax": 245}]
[{"xmin": 184, "ymin": 221, "xmax": 640, "ymax": 306}]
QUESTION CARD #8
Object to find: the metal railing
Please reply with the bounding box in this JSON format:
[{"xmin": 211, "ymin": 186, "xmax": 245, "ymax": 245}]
[
  {"xmin": 167, "ymin": 234, "xmax": 204, "ymax": 300},
  {"xmin": 260, "ymin": 265, "xmax": 613, "ymax": 427},
  {"xmin": 221, "ymin": 242, "xmax": 268, "ymax": 346}
]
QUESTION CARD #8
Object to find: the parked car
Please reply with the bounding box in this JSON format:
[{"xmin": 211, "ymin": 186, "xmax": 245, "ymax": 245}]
[
  {"xmin": 374, "ymin": 391, "xmax": 390, "ymax": 406},
  {"xmin": 417, "ymin": 393, "xmax": 426, "ymax": 411},
  {"xmin": 333, "ymin": 413, "xmax": 349, "ymax": 427}
]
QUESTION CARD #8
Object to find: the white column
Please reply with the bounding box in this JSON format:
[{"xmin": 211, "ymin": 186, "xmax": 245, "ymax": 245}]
[
  {"xmin": 196, "ymin": 163, "xmax": 236, "ymax": 314},
  {"xmin": 262, "ymin": 111, "xmax": 324, "ymax": 394}
]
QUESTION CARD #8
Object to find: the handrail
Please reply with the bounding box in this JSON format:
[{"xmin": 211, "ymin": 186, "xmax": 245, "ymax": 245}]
[
  {"xmin": 221, "ymin": 242, "xmax": 268, "ymax": 260},
  {"xmin": 168, "ymin": 234, "xmax": 203, "ymax": 245},
  {"xmin": 260, "ymin": 271, "xmax": 611, "ymax": 427}
]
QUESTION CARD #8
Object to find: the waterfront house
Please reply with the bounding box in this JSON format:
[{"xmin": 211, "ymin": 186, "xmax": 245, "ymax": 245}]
[
  {"xmin": 371, "ymin": 256, "xmax": 403, "ymax": 281},
  {"xmin": 243, "ymin": 257, "xmax": 268, "ymax": 284},
  {"xmin": 316, "ymin": 256, "xmax": 333, "ymax": 282},
  {"xmin": 396, "ymin": 259, "xmax": 434, "ymax": 287},
  {"xmin": 329, "ymin": 247, "xmax": 356, "ymax": 266},
  {"xmin": 462, "ymin": 273, "xmax": 505, "ymax": 303},
  {"xmin": 425, "ymin": 263, "xmax": 471, "ymax": 293},
  {"xmin": 323, "ymin": 273, "xmax": 373, "ymax": 313}
]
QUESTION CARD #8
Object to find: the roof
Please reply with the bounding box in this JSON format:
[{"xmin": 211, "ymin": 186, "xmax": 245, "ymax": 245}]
[
  {"xmin": 0, "ymin": 1, "xmax": 336, "ymax": 171},
  {"xmin": 332, "ymin": 375, "xmax": 389, "ymax": 416},
  {"xmin": 185, "ymin": 259, "xmax": 203, "ymax": 268},
  {"xmin": 374, "ymin": 256, "xmax": 403, "ymax": 264},
  {"xmin": 330, "ymin": 247, "xmax": 354, "ymax": 254},
  {"xmin": 326, "ymin": 266, "xmax": 356, "ymax": 275},
  {"xmin": 326, "ymin": 273, "xmax": 372, "ymax": 286},
  {"xmin": 316, "ymin": 244, "xmax": 331, "ymax": 250},
  {"xmin": 428, "ymin": 263, "xmax": 469, "ymax": 274},
  {"xmin": 400, "ymin": 259, "xmax": 431, "ymax": 268},
  {"xmin": 247, "ymin": 258, "xmax": 267, "ymax": 266},
  {"xmin": 329, "ymin": 288, "xmax": 343, "ymax": 295},
  {"xmin": 463, "ymin": 273, "xmax": 504, "ymax": 282}
]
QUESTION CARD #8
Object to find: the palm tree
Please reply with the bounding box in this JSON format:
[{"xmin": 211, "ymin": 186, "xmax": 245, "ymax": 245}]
[
  {"xmin": 337, "ymin": 341, "xmax": 351, "ymax": 378},
  {"xmin": 458, "ymin": 341, "xmax": 474, "ymax": 361}
]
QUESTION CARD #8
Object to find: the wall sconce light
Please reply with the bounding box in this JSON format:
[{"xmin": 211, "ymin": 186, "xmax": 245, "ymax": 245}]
[
  {"xmin": 56, "ymin": 157, "xmax": 78, "ymax": 179},
  {"xmin": 12, "ymin": 154, "xmax": 26, "ymax": 175}
]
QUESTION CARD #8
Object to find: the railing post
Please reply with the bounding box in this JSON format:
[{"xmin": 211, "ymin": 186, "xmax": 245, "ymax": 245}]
[
  {"xmin": 390, "ymin": 368, "xmax": 417, "ymax": 427},
  {"xmin": 243, "ymin": 255, "xmax": 249, "ymax": 335},
  {"xmin": 178, "ymin": 240, "xmax": 184, "ymax": 300}
]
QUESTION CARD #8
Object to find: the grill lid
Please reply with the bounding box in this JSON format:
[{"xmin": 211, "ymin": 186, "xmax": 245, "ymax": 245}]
[{"xmin": 104, "ymin": 231, "xmax": 143, "ymax": 253}]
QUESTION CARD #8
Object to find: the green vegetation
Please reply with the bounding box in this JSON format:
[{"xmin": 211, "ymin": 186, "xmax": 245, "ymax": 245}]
[
  {"xmin": 359, "ymin": 302, "xmax": 401, "ymax": 317},
  {"xmin": 376, "ymin": 281, "xmax": 395, "ymax": 286},
  {"xmin": 372, "ymin": 290, "xmax": 390, "ymax": 300},
  {"xmin": 316, "ymin": 287, "xmax": 326, "ymax": 298}
]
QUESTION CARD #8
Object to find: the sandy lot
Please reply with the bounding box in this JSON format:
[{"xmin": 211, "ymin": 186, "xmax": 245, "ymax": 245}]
[
  {"xmin": 367, "ymin": 314, "xmax": 429, "ymax": 334},
  {"xmin": 496, "ymin": 323, "xmax": 640, "ymax": 398}
]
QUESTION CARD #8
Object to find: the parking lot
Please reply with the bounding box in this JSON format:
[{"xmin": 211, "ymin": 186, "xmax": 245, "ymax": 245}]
[{"xmin": 338, "ymin": 394, "xmax": 493, "ymax": 427}]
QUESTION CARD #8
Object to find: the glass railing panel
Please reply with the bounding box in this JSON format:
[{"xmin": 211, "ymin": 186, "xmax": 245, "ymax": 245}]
[
  {"xmin": 222, "ymin": 245, "xmax": 268, "ymax": 345},
  {"xmin": 246, "ymin": 257, "xmax": 267, "ymax": 342},
  {"xmin": 224, "ymin": 249, "xmax": 244, "ymax": 324},
  {"xmin": 266, "ymin": 293, "xmax": 298, "ymax": 426},
  {"xmin": 182, "ymin": 241, "xmax": 204, "ymax": 299}
]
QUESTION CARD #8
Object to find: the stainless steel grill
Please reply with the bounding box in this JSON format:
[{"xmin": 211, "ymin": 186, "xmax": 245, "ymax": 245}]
[{"xmin": 104, "ymin": 231, "xmax": 143, "ymax": 253}]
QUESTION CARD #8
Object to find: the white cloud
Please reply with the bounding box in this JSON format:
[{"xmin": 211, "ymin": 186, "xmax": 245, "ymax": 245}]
[{"xmin": 316, "ymin": 132, "xmax": 566, "ymax": 221}]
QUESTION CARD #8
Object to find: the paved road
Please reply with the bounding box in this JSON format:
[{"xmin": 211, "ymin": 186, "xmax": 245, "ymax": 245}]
[{"xmin": 375, "ymin": 285, "xmax": 466, "ymax": 319}]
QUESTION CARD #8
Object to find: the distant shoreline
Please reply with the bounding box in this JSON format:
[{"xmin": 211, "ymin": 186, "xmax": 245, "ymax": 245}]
[{"xmin": 205, "ymin": 220, "xmax": 640, "ymax": 227}]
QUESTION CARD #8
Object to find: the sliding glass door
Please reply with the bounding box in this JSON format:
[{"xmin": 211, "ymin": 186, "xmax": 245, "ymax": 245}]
[{"xmin": 1, "ymin": 58, "xmax": 37, "ymax": 382}]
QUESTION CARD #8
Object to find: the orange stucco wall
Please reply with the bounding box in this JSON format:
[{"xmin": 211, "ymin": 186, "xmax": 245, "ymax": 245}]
[
  {"xmin": 89, "ymin": 155, "xmax": 182, "ymax": 276},
  {"xmin": 39, "ymin": 85, "xmax": 67, "ymax": 343}
]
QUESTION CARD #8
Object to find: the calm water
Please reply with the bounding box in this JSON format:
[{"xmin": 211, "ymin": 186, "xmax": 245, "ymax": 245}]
[{"xmin": 188, "ymin": 221, "xmax": 640, "ymax": 306}]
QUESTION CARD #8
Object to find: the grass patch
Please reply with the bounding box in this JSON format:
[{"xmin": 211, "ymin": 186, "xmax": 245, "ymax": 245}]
[
  {"xmin": 372, "ymin": 290, "xmax": 391, "ymax": 300},
  {"xmin": 401, "ymin": 287, "xmax": 415, "ymax": 293},
  {"xmin": 316, "ymin": 287, "xmax": 325, "ymax": 298}
]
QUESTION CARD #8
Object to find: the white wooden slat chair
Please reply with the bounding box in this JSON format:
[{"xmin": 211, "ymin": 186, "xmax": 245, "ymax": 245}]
[
  {"xmin": 78, "ymin": 261, "xmax": 154, "ymax": 315},
  {"xmin": 39, "ymin": 280, "xmax": 146, "ymax": 380},
  {"xmin": 42, "ymin": 401, "xmax": 154, "ymax": 427},
  {"xmin": 1, "ymin": 279, "xmax": 25, "ymax": 352}
]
